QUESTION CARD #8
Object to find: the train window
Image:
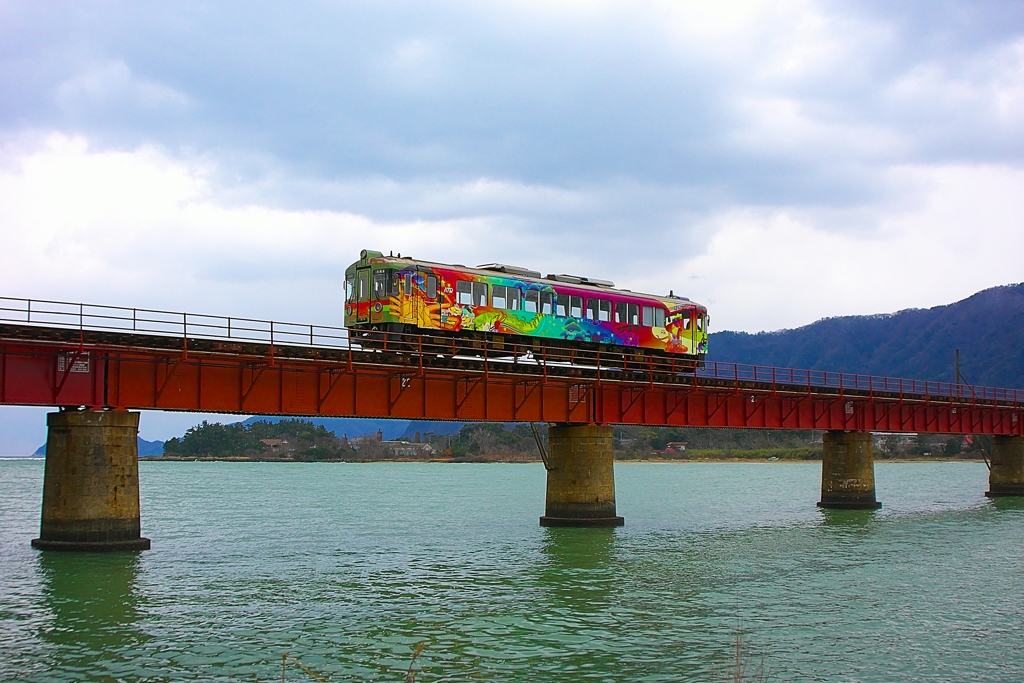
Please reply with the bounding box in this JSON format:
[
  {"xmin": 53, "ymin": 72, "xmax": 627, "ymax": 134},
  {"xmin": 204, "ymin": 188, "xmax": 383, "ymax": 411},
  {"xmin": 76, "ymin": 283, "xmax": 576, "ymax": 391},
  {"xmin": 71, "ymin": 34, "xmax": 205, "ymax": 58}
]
[
  {"xmin": 541, "ymin": 291, "xmax": 554, "ymax": 315},
  {"xmin": 586, "ymin": 298, "xmax": 599, "ymax": 319},
  {"xmin": 492, "ymin": 285, "xmax": 507, "ymax": 309},
  {"xmin": 390, "ymin": 271, "xmax": 400, "ymax": 297},
  {"xmin": 346, "ymin": 275, "xmax": 355, "ymax": 303},
  {"xmin": 524, "ymin": 290, "xmax": 539, "ymax": 313},
  {"xmin": 508, "ymin": 287, "xmax": 520, "ymax": 311},
  {"xmin": 373, "ymin": 270, "xmax": 387, "ymax": 299},
  {"xmin": 696, "ymin": 315, "xmax": 704, "ymax": 332},
  {"xmin": 404, "ymin": 273, "xmax": 412, "ymax": 296},
  {"xmin": 615, "ymin": 302, "xmax": 627, "ymax": 323},
  {"xmin": 456, "ymin": 281, "xmax": 472, "ymax": 305},
  {"xmin": 358, "ymin": 273, "xmax": 368, "ymax": 302},
  {"xmin": 570, "ymin": 296, "xmax": 583, "ymax": 318},
  {"xmin": 472, "ymin": 282, "xmax": 488, "ymax": 307},
  {"xmin": 426, "ymin": 275, "xmax": 437, "ymax": 300},
  {"xmin": 555, "ymin": 293, "xmax": 568, "ymax": 317},
  {"xmin": 599, "ymin": 300, "xmax": 612, "ymax": 322},
  {"xmin": 628, "ymin": 303, "xmax": 639, "ymax": 325},
  {"xmin": 655, "ymin": 308, "xmax": 665, "ymax": 327},
  {"xmin": 683, "ymin": 314, "xmax": 691, "ymax": 330},
  {"xmin": 642, "ymin": 305, "xmax": 654, "ymax": 327}
]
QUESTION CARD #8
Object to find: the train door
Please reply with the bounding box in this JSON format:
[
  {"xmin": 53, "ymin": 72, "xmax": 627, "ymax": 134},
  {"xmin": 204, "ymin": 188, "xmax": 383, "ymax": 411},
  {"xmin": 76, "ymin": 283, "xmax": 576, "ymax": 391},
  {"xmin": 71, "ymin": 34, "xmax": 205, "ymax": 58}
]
[
  {"xmin": 371, "ymin": 269, "xmax": 386, "ymax": 324},
  {"xmin": 399, "ymin": 271, "xmax": 412, "ymax": 325},
  {"xmin": 419, "ymin": 269, "xmax": 441, "ymax": 330},
  {"xmin": 697, "ymin": 312, "xmax": 708, "ymax": 354},
  {"xmin": 684, "ymin": 309, "xmax": 696, "ymax": 353},
  {"xmin": 356, "ymin": 267, "xmax": 370, "ymax": 323}
]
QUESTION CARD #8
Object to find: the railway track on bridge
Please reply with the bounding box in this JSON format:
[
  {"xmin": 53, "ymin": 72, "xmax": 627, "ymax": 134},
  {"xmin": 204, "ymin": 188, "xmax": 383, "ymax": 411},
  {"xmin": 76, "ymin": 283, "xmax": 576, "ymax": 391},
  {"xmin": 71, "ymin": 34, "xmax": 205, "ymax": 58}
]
[
  {"xmin": 1, "ymin": 296, "xmax": 1021, "ymax": 433},
  {"xmin": 1, "ymin": 320, "xmax": 1020, "ymax": 409}
]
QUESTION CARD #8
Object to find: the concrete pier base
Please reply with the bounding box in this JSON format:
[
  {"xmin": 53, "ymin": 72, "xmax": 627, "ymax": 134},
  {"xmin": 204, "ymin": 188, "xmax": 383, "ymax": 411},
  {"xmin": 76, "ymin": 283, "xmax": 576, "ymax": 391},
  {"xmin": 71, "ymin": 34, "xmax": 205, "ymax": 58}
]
[
  {"xmin": 32, "ymin": 410, "xmax": 150, "ymax": 552},
  {"xmin": 986, "ymin": 435, "xmax": 1024, "ymax": 497},
  {"xmin": 817, "ymin": 431, "xmax": 881, "ymax": 510},
  {"xmin": 540, "ymin": 424, "xmax": 624, "ymax": 527}
]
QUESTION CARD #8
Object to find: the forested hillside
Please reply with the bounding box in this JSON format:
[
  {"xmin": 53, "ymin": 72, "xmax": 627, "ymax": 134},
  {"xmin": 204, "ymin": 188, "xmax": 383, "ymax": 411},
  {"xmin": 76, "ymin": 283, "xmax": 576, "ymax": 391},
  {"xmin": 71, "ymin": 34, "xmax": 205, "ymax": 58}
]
[{"xmin": 710, "ymin": 284, "xmax": 1024, "ymax": 389}]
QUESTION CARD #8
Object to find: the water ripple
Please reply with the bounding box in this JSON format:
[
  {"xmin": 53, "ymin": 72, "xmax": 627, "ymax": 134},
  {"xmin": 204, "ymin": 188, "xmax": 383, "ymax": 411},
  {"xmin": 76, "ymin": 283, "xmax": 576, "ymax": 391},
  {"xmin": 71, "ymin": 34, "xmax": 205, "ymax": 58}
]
[{"xmin": 1, "ymin": 460, "xmax": 1021, "ymax": 682}]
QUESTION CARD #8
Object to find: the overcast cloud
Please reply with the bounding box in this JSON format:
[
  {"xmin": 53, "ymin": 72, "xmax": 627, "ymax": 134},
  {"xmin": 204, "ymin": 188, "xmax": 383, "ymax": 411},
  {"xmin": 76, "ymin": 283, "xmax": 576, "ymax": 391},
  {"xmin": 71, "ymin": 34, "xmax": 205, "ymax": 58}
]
[{"xmin": 1, "ymin": 1, "xmax": 1023, "ymax": 449}]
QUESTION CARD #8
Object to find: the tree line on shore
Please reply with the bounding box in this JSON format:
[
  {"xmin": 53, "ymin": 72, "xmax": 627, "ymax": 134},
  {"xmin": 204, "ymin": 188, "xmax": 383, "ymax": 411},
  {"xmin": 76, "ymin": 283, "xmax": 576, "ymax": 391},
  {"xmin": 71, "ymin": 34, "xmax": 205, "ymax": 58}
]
[{"xmin": 161, "ymin": 419, "xmax": 989, "ymax": 462}]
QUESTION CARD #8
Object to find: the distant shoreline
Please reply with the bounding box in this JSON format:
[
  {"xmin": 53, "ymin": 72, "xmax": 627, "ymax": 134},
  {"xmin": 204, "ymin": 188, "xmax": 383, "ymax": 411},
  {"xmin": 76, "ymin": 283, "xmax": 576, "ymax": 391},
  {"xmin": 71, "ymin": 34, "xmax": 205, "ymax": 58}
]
[
  {"xmin": 0, "ymin": 455, "xmax": 985, "ymax": 464},
  {"xmin": 135, "ymin": 455, "xmax": 986, "ymax": 464}
]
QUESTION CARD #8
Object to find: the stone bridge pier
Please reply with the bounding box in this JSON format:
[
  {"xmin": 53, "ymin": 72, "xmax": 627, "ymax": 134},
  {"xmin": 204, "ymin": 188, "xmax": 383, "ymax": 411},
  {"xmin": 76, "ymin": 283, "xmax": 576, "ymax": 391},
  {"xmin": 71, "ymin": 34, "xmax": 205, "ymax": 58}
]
[
  {"xmin": 32, "ymin": 409, "xmax": 150, "ymax": 552},
  {"xmin": 540, "ymin": 424, "xmax": 624, "ymax": 527},
  {"xmin": 817, "ymin": 431, "xmax": 882, "ymax": 510},
  {"xmin": 986, "ymin": 435, "xmax": 1024, "ymax": 497}
]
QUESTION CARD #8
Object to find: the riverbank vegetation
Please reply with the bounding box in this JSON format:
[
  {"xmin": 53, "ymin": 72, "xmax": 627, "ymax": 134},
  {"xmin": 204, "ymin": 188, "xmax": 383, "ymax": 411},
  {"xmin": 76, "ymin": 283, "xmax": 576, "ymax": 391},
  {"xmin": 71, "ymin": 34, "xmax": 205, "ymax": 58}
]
[{"xmin": 156, "ymin": 420, "xmax": 989, "ymax": 463}]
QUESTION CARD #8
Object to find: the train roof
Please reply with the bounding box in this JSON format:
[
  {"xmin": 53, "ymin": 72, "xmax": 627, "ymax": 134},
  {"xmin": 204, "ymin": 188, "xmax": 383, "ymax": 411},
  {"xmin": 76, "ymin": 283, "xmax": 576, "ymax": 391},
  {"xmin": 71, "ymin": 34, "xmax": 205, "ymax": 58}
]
[{"xmin": 351, "ymin": 252, "xmax": 706, "ymax": 312}]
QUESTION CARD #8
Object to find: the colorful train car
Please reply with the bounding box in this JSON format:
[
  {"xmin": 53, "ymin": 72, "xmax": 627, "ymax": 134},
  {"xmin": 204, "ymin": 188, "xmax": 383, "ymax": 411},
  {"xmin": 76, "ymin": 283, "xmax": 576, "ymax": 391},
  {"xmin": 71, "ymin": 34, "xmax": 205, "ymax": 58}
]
[{"xmin": 344, "ymin": 250, "xmax": 708, "ymax": 358}]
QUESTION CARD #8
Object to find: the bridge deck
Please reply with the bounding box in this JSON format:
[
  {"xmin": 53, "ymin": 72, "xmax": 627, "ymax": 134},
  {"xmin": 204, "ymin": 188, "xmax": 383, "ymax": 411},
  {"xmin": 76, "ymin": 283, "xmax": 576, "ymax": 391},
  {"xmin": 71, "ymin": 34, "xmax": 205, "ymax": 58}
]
[{"xmin": 0, "ymin": 297, "xmax": 1021, "ymax": 434}]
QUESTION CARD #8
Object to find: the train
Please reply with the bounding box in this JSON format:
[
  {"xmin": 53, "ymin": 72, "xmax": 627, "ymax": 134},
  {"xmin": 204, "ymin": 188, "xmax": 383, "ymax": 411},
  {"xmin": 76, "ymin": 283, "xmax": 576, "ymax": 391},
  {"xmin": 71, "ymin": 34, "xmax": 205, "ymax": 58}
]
[{"xmin": 344, "ymin": 249, "xmax": 708, "ymax": 361}]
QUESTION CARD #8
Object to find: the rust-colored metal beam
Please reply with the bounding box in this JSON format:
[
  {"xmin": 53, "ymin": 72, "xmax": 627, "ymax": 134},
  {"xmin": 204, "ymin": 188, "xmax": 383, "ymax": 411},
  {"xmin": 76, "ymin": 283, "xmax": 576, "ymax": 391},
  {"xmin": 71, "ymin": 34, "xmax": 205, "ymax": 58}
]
[{"xmin": 1, "ymin": 322, "xmax": 1022, "ymax": 435}]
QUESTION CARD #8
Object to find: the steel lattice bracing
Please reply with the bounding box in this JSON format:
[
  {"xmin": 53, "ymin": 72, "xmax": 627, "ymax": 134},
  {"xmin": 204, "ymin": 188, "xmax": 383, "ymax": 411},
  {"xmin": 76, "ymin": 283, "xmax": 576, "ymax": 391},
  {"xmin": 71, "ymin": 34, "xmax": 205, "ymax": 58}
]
[
  {"xmin": 0, "ymin": 297, "xmax": 1022, "ymax": 434},
  {"xmin": 1, "ymin": 327, "xmax": 1021, "ymax": 434}
]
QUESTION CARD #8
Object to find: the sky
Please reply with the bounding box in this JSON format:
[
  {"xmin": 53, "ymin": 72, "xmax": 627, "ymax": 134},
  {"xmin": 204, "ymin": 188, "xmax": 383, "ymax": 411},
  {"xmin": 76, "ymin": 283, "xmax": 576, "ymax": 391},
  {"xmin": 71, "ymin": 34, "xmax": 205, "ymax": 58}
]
[{"xmin": 2, "ymin": 0, "xmax": 1024, "ymax": 452}]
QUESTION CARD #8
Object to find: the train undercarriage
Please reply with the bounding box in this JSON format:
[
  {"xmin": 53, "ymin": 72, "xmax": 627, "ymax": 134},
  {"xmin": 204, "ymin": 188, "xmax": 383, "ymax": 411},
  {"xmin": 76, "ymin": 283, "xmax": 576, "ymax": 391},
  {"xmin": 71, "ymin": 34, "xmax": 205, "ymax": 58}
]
[{"xmin": 349, "ymin": 322, "xmax": 705, "ymax": 372}]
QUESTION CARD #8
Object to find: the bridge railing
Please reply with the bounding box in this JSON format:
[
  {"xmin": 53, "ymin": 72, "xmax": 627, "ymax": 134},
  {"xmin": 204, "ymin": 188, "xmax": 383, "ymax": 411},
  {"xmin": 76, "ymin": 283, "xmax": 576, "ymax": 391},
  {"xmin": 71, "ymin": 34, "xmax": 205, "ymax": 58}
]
[
  {"xmin": 693, "ymin": 362, "xmax": 1024, "ymax": 403},
  {"xmin": 0, "ymin": 296, "xmax": 353, "ymax": 349},
  {"xmin": 2, "ymin": 295, "xmax": 1022, "ymax": 405}
]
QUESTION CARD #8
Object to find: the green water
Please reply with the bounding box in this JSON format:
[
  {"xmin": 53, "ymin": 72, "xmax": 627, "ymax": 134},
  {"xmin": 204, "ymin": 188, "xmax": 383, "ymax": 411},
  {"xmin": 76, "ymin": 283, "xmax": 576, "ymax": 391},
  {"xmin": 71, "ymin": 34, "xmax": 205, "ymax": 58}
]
[{"xmin": 1, "ymin": 459, "xmax": 1022, "ymax": 682}]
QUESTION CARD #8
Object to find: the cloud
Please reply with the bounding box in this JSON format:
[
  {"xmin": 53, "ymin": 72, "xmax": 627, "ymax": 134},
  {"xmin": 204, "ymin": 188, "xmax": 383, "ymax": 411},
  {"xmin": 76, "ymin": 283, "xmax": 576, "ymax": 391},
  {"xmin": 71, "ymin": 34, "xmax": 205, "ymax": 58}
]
[
  {"xmin": 677, "ymin": 163, "xmax": 1024, "ymax": 331},
  {"xmin": 1, "ymin": 134, "xmax": 1020, "ymax": 337},
  {"xmin": 0, "ymin": 134, "xmax": 512, "ymax": 321},
  {"xmin": 55, "ymin": 59, "xmax": 191, "ymax": 113},
  {"xmin": 0, "ymin": 0, "xmax": 1021, "ymax": 332},
  {"xmin": 8, "ymin": 0, "xmax": 1021, "ymax": 191}
]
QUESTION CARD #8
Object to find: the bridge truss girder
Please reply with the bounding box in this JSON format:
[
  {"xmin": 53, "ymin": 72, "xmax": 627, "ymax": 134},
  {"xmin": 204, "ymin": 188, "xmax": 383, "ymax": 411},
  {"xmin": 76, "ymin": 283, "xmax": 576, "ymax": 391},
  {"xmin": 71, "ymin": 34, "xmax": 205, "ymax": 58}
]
[{"xmin": 1, "ymin": 331, "xmax": 1021, "ymax": 435}]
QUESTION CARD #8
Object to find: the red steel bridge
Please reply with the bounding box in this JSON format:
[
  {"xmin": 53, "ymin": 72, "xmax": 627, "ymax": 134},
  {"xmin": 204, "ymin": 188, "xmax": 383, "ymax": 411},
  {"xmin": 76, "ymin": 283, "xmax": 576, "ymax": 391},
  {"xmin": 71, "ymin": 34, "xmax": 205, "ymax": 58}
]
[
  {"xmin": 7, "ymin": 295, "xmax": 1024, "ymax": 548},
  {"xmin": 1, "ymin": 296, "xmax": 1021, "ymax": 435}
]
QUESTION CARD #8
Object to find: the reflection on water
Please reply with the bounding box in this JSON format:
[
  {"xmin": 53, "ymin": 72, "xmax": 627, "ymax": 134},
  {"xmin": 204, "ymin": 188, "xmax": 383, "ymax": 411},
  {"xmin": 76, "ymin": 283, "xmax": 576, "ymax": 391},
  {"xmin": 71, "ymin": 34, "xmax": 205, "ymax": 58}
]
[
  {"xmin": 37, "ymin": 552, "xmax": 149, "ymax": 681},
  {"xmin": 987, "ymin": 495, "xmax": 1024, "ymax": 512},
  {"xmin": 536, "ymin": 527, "xmax": 616, "ymax": 610},
  {"xmin": 538, "ymin": 527, "xmax": 616, "ymax": 572},
  {"xmin": 816, "ymin": 507, "xmax": 879, "ymax": 528}
]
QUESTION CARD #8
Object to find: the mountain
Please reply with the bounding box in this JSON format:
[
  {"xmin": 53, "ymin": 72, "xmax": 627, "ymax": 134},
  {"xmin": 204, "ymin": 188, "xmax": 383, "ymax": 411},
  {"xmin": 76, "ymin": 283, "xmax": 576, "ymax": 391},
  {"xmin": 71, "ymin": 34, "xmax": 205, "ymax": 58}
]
[
  {"xmin": 710, "ymin": 283, "xmax": 1024, "ymax": 389},
  {"xmin": 33, "ymin": 437, "xmax": 166, "ymax": 457}
]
